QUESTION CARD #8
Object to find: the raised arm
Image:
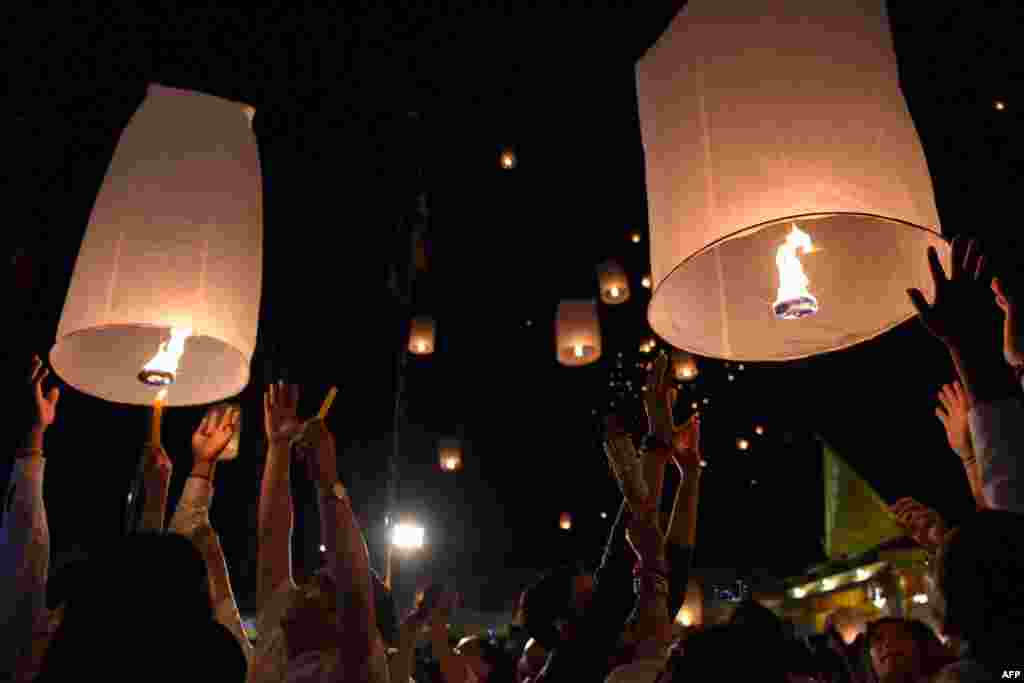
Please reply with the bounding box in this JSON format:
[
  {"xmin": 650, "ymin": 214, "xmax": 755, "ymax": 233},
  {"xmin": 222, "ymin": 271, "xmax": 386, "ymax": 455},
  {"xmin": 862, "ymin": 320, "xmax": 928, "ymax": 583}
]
[
  {"xmin": 0, "ymin": 356, "xmax": 59, "ymax": 678},
  {"xmin": 299, "ymin": 418, "xmax": 384, "ymax": 683},
  {"xmin": 169, "ymin": 405, "xmax": 252, "ymax": 661},
  {"xmin": 257, "ymin": 382, "xmax": 302, "ymax": 607},
  {"xmin": 136, "ymin": 445, "xmax": 173, "ymax": 532},
  {"xmin": 665, "ymin": 414, "xmax": 701, "ymax": 618},
  {"xmin": 908, "ymin": 237, "xmax": 1023, "ymax": 512},
  {"xmin": 935, "ymin": 381, "xmax": 987, "ymax": 510}
]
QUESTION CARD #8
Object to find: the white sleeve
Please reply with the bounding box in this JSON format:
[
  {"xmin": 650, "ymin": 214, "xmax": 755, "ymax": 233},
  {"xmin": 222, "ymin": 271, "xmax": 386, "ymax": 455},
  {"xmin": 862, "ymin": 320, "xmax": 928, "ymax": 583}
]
[{"xmin": 968, "ymin": 396, "xmax": 1024, "ymax": 513}]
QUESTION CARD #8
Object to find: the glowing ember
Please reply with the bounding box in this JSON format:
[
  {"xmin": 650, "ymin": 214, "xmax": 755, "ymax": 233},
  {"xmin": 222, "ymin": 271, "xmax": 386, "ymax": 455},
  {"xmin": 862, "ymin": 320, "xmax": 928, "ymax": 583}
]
[
  {"xmin": 772, "ymin": 225, "xmax": 818, "ymax": 319},
  {"xmin": 609, "ymin": 286, "xmax": 620, "ymax": 299},
  {"xmin": 139, "ymin": 328, "xmax": 192, "ymax": 385},
  {"xmin": 574, "ymin": 344, "xmax": 585, "ymax": 358}
]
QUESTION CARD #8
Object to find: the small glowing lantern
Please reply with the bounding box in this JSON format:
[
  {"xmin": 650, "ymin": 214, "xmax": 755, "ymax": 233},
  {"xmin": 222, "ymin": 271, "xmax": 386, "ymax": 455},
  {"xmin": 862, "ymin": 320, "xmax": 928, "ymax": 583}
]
[
  {"xmin": 392, "ymin": 523, "xmax": 425, "ymax": 550},
  {"xmin": 439, "ymin": 438, "xmax": 463, "ymax": 472},
  {"xmin": 500, "ymin": 148, "xmax": 517, "ymax": 170},
  {"xmin": 631, "ymin": 232, "xmax": 642, "ymax": 244},
  {"xmin": 51, "ymin": 84, "xmax": 262, "ymax": 406},
  {"xmin": 994, "ymin": 101, "xmax": 1006, "ymax": 111},
  {"xmin": 737, "ymin": 438, "xmax": 750, "ymax": 451},
  {"xmin": 555, "ymin": 300, "xmax": 601, "ymax": 367},
  {"xmin": 596, "ymin": 260, "xmax": 630, "ymax": 304},
  {"xmin": 559, "ymin": 512, "xmax": 572, "ymax": 530},
  {"xmin": 755, "ymin": 425, "xmax": 764, "ymax": 436},
  {"xmin": 638, "ymin": 0, "xmax": 947, "ymax": 362},
  {"xmin": 408, "ymin": 316, "xmax": 436, "ymax": 355},
  {"xmin": 641, "ymin": 275, "xmax": 652, "ymax": 289},
  {"xmin": 672, "ymin": 350, "xmax": 698, "ymax": 381}
]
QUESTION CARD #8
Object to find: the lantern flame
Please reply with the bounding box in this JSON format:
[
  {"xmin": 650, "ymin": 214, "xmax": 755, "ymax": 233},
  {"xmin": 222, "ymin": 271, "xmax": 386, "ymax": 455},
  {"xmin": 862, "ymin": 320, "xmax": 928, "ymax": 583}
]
[
  {"xmin": 677, "ymin": 608, "xmax": 693, "ymax": 626},
  {"xmin": 418, "ymin": 341, "xmax": 427, "ymax": 353},
  {"xmin": 155, "ymin": 387, "xmax": 168, "ymax": 404},
  {"xmin": 772, "ymin": 225, "xmax": 819, "ymax": 319},
  {"xmin": 573, "ymin": 344, "xmax": 585, "ymax": 358},
  {"xmin": 139, "ymin": 328, "xmax": 192, "ymax": 385},
  {"xmin": 610, "ymin": 286, "xmax": 620, "ymax": 299}
]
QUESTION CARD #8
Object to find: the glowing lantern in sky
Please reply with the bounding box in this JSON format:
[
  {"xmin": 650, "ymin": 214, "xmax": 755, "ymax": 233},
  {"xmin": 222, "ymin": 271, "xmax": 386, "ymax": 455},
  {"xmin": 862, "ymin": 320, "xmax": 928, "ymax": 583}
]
[
  {"xmin": 638, "ymin": 0, "xmax": 947, "ymax": 361},
  {"xmin": 439, "ymin": 438, "xmax": 463, "ymax": 472},
  {"xmin": 596, "ymin": 259, "xmax": 630, "ymax": 304},
  {"xmin": 51, "ymin": 84, "xmax": 262, "ymax": 406},
  {"xmin": 672, "ymin": 350, "xmax": 698, "ymax": 381},
  {"xmin": 408, "ymin": 316, "xmax": 436, "ymax": 355},
  {"xmin": 500, "ymin": 148, "xmax": 517, "ymax": 169},
  {"xmin": 555, "ymin": 300, "xmax": 601, "ymax": 366},
  {"xmin": 559, "ymin": 512, "xmax": 572, "ymax": 530}
]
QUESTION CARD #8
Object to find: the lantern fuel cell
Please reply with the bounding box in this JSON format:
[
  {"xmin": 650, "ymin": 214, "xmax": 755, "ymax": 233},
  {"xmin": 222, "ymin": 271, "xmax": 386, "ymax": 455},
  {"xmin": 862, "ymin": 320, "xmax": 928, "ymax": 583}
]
[
  {"xmin": 637, "ymin": 0, "xmax": 947, "ymax": 361},
  {"xmin": 50, "ymin": 84, "xmax": 262, "ymax": 406}
]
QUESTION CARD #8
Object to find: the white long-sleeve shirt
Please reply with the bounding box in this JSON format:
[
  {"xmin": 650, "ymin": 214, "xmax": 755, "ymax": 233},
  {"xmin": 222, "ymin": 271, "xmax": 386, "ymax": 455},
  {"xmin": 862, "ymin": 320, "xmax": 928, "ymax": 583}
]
[
  {"xmin": 0, "ymin": 457, "xmax": 50, "ymax": 679},
  {"xmin": 967, "ymin": 382, "xmax": 1024, "ymax": 513},
  {"xmin": 169, "ymin": 475, "xmax": 254, "ymax": 665}
]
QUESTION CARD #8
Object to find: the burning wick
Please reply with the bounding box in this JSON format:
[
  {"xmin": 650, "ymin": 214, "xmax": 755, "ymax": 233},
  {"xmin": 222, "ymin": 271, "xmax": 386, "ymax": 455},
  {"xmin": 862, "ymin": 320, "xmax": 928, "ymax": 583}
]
[
  {"xmin": 772, "ymin": 225, "xmax": 818, "ymax": 320},
  {"xmin": 573, "ymin": 344, "xmax": 585, "ymax": 358},
  {"xmin": 139, "ymin": 328, "xmax": 192, "ymax": 385},
  {"xmin": 150, "ymin": 387, "xmax": 168, "ymax": 446},
  {"xmin": 610, "ymin": 286, "xmax": 620, "ymax": 299},
  {"xmin": 417, "ymin": 341, "xmax": 427, "ymax": 353}
]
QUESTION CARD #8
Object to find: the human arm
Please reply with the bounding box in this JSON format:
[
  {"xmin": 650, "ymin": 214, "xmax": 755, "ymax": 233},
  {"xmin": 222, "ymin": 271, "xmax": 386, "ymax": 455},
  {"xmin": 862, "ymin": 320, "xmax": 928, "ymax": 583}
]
[
  {"xmin": 908, "ymin": 237, "xmax": 1023, "ymax": 512},
  {"xmin": 0, "ymin": 357, "xmax": 58, "ymax": 677},
  {"xmin": 665, "ymin": 414, "xmax": 701, "ymax": 618},
  {"xmin": 136, "ymin": 445, "xmax": 173, "ymax": 532},
  {"xmin": 257, "ymin": 382, "xmax": 302, "ymax": 607},
  {"xmin": 935, "ymin": 382, "xmax": 987, "ymax": 510},
  {"xmin": 168, "ymin": 405, "xmax": 252, "ymax": 661},
  {"xmin": 427, "ymin": 592, "xmax": 469, "ymax": 683},
  {"xmin": 299, "ymin": 419, "xmax": 382, "ymax": 683}
]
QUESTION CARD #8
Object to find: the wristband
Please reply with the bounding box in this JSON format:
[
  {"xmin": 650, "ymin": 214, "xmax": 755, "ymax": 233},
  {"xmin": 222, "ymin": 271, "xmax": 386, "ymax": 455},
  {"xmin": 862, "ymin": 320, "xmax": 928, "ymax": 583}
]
[{"xmin": 16, "ymin": 448, "xmax": 44, "ymax": 459}]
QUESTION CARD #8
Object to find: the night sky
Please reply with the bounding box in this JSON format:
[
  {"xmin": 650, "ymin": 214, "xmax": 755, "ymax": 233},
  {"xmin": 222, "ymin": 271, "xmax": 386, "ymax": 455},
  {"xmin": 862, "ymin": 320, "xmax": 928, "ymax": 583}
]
[{"xmin": 5, "ymin": 2, "xmax": 1022, "ymax": 614}]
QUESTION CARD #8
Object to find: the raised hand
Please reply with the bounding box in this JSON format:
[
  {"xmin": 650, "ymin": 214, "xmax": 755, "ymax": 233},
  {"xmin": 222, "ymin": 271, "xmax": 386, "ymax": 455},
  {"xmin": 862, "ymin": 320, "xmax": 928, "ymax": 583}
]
[
  {"xmin": 907, "ymin": 236, "xmax": 993, "ymax": 352},
  {"xmin": 28, "ymin": 355, "xmax": 60, "ymax": 431},
  {"xmin": 192, "ymin": 405, "xmax": 240, "ymax": 463},
  {"xmin": 993, "ymin": 276, "xmax": 1024, "ymax": 368},
  {"xmin": 891, "ymin": 497, "xmax": 948, "ymax": 550},
  {"xmin": 626, "ymin": 511, "xmax": 666, "ymax": 565},
  {"xmin": 935, "ymin": 382, "xmax": 972, "ymax": 455},
  {"xmin": 295, "ymin": 418, "xmax": 339, "ymax": 489},
  {"xmin": 264, "ymin": 381, "xmax": 303, "ymax": 445},
  {"xmin": 642, "ymin": 352, "xmax": 677, "ymax": 441}
]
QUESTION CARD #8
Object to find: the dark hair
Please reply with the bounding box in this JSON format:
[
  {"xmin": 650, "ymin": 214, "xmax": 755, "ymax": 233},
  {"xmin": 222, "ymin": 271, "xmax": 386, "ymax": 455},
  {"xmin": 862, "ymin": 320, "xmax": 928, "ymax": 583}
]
[
  {"xmin": 936, "ymin": 511, "xmax": 1024, "ymax": 657},
  {"xmin": 521, "ymin": 563, "xmax": 584, "ymax": 650},
  {"xmin": 729, "ymin": 599, "xmax": 785, "ymax": 642},
  {"xmin": 670, "ymin": 625, "xmax": 787, "ymax": 683}
]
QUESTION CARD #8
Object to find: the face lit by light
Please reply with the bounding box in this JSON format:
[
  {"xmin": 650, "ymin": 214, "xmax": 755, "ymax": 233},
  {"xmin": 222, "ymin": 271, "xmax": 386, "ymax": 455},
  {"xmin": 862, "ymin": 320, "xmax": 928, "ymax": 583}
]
[
  {"xmin": 392, "ymin": 523, "xmax": 425, "ymax": 550},
  {"xmin": 140, "ymin": 327, "xmax": 192, "ymax": 385}
]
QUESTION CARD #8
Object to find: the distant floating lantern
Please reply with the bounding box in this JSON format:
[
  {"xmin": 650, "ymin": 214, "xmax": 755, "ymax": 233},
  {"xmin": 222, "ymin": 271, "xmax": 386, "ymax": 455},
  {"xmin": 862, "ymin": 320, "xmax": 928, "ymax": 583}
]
[
  {"xmin": 500, "ymin": 148, "xmax": 517, "ymax": 169},
  {"xmin": 51, "ymin": 84, "xmax": 262, "ymax": 406},
  {"xmin": 597, "ymin": 259, "xmax": 630, "ymax": 304},
  {"xmin": 641, "ymin": 275, "xmax": 652, "ymax": 289},
  {"xmin": 439, "ymin": 438, "xmax": 463, "ymax": 472},
  {"xmin": 408, "ymin": 316, "xmax": 436, "ymax": 355},
  {"xmin": 559, "ymin": 512, "xmax": 572, "ymax": 530},
  {"xmin": 631, "ymin": 232, "xmax": 642, "ymax": 244},
  {"xmin": 555, "ymin": 300, "xmax": 601, "ymax": 366},
  {"xmin": 691, "ymin": 402, "xmax": 699, "ymax": 410},
  {"xmin": 755, "ymin": 425, "xmax": 764, "ymax": 435},
  {"xmin": 737, "ymin": 438, "xmax": 749, "ymax": 451},
  {"xmin": 672, "ymin": 350, "xmax": 699, "ymax": 381},
  {"xmin": 994, "ymin": 100, "xmax": 1006, "ymax": 111},
  {"xmin": 638, "ymin": 0, "xmax": 947, "ymax": 362}
]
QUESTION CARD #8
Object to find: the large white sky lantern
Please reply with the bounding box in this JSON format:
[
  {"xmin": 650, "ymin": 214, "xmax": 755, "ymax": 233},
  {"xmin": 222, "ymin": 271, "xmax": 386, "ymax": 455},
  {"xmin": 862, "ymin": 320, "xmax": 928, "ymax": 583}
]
[
  {"xmin": 51, "ymin": 84, "xmax": 262, "ymax": 406},
  {"xmin": 637, "ymin": 0, "xmax": 948, "ymax": 362}
]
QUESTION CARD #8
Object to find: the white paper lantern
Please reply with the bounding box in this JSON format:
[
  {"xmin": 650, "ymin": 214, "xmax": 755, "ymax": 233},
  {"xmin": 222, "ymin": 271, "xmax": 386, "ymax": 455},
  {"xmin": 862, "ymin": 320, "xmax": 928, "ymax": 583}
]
[
  {"xmin": 638, "ymin": 0, "xmax": 947, "ymax": 362},
  {"xmin": 596, "ymin": 260, "xmax": 630, "ymax": 304},
  {"xmin": 555, "ymin": 300, "xmax": 601, "ymax": 366},
  {"xmin": 51, "ymin": 84, "xmax": 262, "ymax": 407},
  {"xmin": 408, "ymin": 316, "xmax": 436, "ymax": 355}
]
